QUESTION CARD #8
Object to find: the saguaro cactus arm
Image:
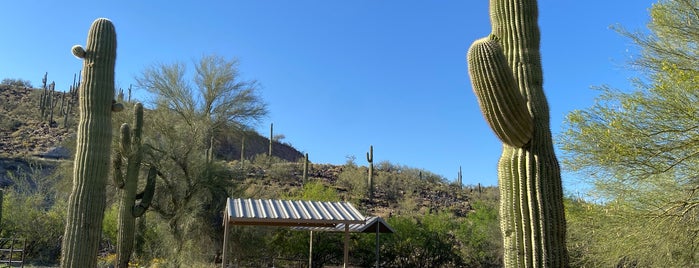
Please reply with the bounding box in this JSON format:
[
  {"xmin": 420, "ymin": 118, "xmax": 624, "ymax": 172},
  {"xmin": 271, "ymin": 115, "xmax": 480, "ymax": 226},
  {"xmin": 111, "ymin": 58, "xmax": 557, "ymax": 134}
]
[
  {"xmin": 132, "ymin": 166, "xmax": 156, "ymax": 217},
  {"xmin": 468, "ymin": 35, "xmax": 533, "ymax": 147}
]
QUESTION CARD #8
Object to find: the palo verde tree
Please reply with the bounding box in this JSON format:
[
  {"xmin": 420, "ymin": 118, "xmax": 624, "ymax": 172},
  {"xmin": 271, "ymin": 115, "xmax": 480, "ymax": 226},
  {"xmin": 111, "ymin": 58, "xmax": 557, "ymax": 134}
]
[
  {"xmin": 466, "ymin": 0, "xmax": 568, "ymax": 266},
  {"xmin": 560, "ymin": 0, "xmax": 698, "ymax": 266},
  {"xmin": 134, "ymin": 54, "xmax": 267, "ymax": 264}
]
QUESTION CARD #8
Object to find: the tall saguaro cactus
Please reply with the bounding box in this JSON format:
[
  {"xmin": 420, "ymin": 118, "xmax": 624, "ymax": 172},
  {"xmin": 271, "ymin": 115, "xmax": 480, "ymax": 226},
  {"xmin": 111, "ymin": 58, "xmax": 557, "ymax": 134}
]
[
  {"xmin": 113, "ymin": 103, "xmax": 156, "ymax": 268},
  {"xmin": 366, "ymin": 145, "xmax": 374, "ymax": 198},
  {"xmin": 61, "ymin": 18, "xmax": 119, "ymax": 268},
  {"xmin": 466, "ymin": 1, "xmax": 568, "ymax": 267}
]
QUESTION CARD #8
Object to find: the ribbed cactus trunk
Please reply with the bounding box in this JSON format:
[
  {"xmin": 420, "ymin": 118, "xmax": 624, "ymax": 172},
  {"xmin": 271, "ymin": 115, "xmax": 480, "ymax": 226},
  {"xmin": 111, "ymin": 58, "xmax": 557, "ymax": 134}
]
[
  {"xmin": 466, "ymin": 1, "xmax": 568, "ymax": 267},
  {"xmin": 61, "ymin": 18, "xmax": 117, "ymax": 268},
  {"xmin": 114, "ymin": 103, "xmax": 156, "ymax": 268}
]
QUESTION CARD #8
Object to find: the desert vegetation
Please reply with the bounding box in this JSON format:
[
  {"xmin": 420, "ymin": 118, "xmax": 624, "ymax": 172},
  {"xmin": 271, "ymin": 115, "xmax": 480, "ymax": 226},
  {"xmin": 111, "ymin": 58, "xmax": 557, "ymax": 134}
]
[{"xmin": 0, "ymin": 0, "xmax": 697, "ymax": 267}]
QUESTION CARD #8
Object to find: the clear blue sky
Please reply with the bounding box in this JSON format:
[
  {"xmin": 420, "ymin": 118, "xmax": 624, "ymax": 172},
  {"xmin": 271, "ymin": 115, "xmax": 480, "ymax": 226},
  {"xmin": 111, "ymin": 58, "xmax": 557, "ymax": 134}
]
[{"xmin": 1, "ymin": 1, "xmax": 655, "ymax": 191}]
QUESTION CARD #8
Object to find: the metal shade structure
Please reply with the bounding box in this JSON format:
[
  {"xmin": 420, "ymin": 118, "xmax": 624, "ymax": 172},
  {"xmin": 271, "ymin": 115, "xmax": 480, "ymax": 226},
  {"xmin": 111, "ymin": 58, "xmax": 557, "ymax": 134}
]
[
  {"xmin": 292, "ymin": 216, "xmax": 394, "ymax": 268},
  {"xmin": 221, "ymin": 198, "xmax": 366, "ymax": 268},
  {"xmin": 291, "ymin": 216, "xmax": 394, "ymax": 233}
]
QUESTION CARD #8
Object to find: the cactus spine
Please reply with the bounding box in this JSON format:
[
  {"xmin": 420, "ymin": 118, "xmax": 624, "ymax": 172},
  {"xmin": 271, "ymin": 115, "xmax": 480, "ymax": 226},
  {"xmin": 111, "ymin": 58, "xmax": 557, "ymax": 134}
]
[
  {"xmin": 114, "ymin": 103, "xmax": 156, "ymax": 268},
  {"xmin": 466, "ymin": 1, "xmax": 568, "ymax": 267},
  {"xmin": 366, "ymin": 145, "xmax": 374, "ymax": 198},
  {"xmin": 61, "ymin": 18, "xmax": 118, "ymax": 268}
]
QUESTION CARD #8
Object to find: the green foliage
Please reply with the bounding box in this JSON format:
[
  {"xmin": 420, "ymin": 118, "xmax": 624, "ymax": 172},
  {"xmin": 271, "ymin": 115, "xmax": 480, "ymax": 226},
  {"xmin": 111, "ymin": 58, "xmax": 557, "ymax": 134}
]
[
  {"xmin": 102, "ymin": 203, "xmax": 119, "ymax": 246},
  {"xmin": 283, "ymin": 180, "xmax": 339, "ymax": 202},
  {"xmin": 128, "ymin": 54, "xmax": 268, "ymax": 266},
  {"xmin": 378, "ymin": 214, "xmax": 463, "ymax": 267},
  {"xmin": 336, "ymin": 164, "xmax": 368, "ymax": 198},
  {"xmin": 561, "ymin": 0, "xmax": 698, "ymax": 266},
  {"xmin": 0, "ymin": 161, "xmax": 66, "ymax": 265},
  {"xmin": 466, "ymin": 0, "xmax": 568, "ymax": 266},
  {"xmin": 1, "ymin": 78, "xmax": 33, "ymax": 88},
  {"xmin": 456, "ymin": 201, "xmax": 502, "ymax": 267}
]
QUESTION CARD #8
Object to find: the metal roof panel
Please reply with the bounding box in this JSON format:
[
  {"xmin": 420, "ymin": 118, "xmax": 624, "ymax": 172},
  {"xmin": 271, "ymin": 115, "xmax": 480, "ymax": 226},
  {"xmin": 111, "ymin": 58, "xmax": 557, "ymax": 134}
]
[{"xmin": 225, "ymin": 198, "xmax": 366, "ymax": 227}]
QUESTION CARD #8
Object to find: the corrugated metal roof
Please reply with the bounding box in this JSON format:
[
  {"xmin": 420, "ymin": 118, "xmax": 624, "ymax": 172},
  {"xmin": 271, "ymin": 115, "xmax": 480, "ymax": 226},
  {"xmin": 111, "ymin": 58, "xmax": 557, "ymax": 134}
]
[
  {"xmin": 291, "ymin": 216, "xmax": 395, "ymax": 234},
  {"xmin": 225, "ymin": 198, "xmax": 366, "ymax": 227}
]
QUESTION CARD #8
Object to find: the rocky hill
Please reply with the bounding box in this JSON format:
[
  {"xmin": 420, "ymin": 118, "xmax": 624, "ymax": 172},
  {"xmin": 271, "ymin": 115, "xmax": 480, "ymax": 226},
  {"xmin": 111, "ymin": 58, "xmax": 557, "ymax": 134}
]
[
  {"xmin": 0, "ymin": 83, "xmax": 302, "ymax": 160},
  {"xmin": 0, "ymin": 81, "xmax": 479, "ymax": 218}
]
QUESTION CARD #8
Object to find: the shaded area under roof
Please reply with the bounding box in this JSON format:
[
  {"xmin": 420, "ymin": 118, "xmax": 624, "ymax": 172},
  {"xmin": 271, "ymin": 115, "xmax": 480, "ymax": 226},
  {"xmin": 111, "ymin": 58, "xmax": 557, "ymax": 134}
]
[
  {"xmin": 291, "ymin": 216, "xmax": 395, "ymax": 233},
  {"xmin": 222, "ymin": 198, "xmax": 368, "ymax": 267}
]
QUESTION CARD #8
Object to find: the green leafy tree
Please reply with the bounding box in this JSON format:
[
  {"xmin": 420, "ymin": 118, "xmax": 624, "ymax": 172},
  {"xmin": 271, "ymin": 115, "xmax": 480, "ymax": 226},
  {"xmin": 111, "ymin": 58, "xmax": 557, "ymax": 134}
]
[
  {"xmin": 133, "ymin": 54, "xmax": 267, "ymax": 265},
  {"xmin": 378, "ymin": 213, "xmax": 464, "ymax": 268},
  {"xmin": 561, "ymin": 0, "xmax": 699, "ymax": 265}
]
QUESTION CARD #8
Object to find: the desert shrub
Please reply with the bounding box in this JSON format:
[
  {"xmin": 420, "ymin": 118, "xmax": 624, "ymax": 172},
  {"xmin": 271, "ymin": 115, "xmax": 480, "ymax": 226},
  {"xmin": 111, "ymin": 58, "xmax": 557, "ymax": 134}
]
[
  {"xmin": 251, "ymin": 154, "xmax": 283, "ymax": 169},
  {"xmin": 336, "ymin": 165, "xmax": 367, "ymax": 198},
  {"xmin": 267, "ymin": 162, "xmax": 298, "ymax": 183},
  {"xmin": 1, "ymin": 78, "xmax": 33, "ymax": 88},
  {"xmin": 455, "ymin": 200, "xmax": 502, "ymax": 267},
  {"xmin": 375, "ymin": 171, "xmax": 403, "ymax": 202},
  {"xmin": 1, "ymin": 188, "xmax": 65, "ymax": 265},
  {"xmin": 282, "ymin": 180, "xmax": 340, "ymax": 202},
  {"xmin": 376, "ymin": 214, "xmax": 464, "ymax": 267}
]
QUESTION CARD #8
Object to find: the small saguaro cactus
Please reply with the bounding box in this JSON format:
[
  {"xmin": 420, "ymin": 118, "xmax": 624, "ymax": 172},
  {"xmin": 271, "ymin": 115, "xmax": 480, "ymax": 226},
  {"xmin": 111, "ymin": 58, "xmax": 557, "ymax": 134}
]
[
  {"xmin": 366, "ymin": 145, "xmax": 374, "ymax": 198},
  {"xmin": 113, "ymin": 103, "xmax": 156, "ymax": 268},
  {"xmin": 302, "ymin": 153, "xmax": 309, "ymax": 184},
  {"xmin": 458, "ymin": 166, "xmax": 463, "ymax": 188},
  {"xmin": 61, "ymin": 18, "xmax": 119, "ymax": 268},
  {"xmin": 0, "ymin": 189, "xmax": 3, "ymax": 227},
  {"xmin": 268, "ymin": 123, "xmax": 273, "ymax": 157},
  {"xmin": 466, "ymin": 0, "xmax": 568, "ymax": 267},
  {"xmin": 39, "ymin": 72, "xmax": 48, "ymax": 118}
]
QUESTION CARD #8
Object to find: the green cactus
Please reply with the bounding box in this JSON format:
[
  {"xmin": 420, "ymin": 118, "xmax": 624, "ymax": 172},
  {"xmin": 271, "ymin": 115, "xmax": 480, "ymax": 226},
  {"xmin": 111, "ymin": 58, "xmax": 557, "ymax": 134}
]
[
  {"xmin": 39, "ymin": 72, "xmax": 48, "ymax": 118},
  {"xmin": 0, "ymin": 189, "xmax": 3, "ymax": 227},
  {"xmin": 466, "ymin": 1, "xmax": 568, "ymax": 267},
  {"xmin": 269, "ymin": 122, "xmax": 273, "ymax": 157},
  {"xmin": 61, "ymin": 18, "xmax": 119, "ymax": 268},
  {"xmin": 366, "ymin": 145, "xmax": 374, "ymax": 198},
  {"xmin": 458, "ymin": 166, "xmax": 463, "ymax": 188},
  {"xmin": 240, "ymin": 135, "xmax": 246, "ymax": 169},
  {"xmin": 113, "ymin": 103, "xmax": 156, "ymax": 268},
  {"xmin": 302, "ymin": 153, "xmax": 309, "ymax": 184}
]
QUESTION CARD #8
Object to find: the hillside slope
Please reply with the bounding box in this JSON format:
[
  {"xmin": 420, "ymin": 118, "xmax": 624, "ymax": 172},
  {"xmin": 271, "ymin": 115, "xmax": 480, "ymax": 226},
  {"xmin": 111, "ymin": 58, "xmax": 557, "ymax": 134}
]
[{"xmin": 0, "ymin": 84, "xmax": 302, "ymax": 161}]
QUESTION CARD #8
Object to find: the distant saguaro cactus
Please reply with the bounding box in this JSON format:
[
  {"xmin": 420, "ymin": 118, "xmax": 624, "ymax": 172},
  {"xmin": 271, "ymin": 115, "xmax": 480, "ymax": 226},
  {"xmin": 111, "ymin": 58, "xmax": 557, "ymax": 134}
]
[
  {"xmin": 61, "ymin": 18, "xmax": 119, "ymax": 268},
  {"xmin": 302, "ymin": 153, "xmax": 309, "ymax": 184},
  {"xmin": 466, "ymin": 0, "xmax": 568, "ymax": 267},
  {"xmin": 458, "ymin": 166, "xmax": 463, "ymax": 188},
  {"xmin": 269, "ymin": 123, "xmax": 273, "ymax": 157},
  {"xmin": 0, "ymin": 189, "xmax": 3, "ymax": 227},
  {"xmin": 366, "ymin": 145, "xmax": 374, "ymax": 198},
  {"xmin": 113, "ymin": 103, "xmax": 156, "ymax": 268}
]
